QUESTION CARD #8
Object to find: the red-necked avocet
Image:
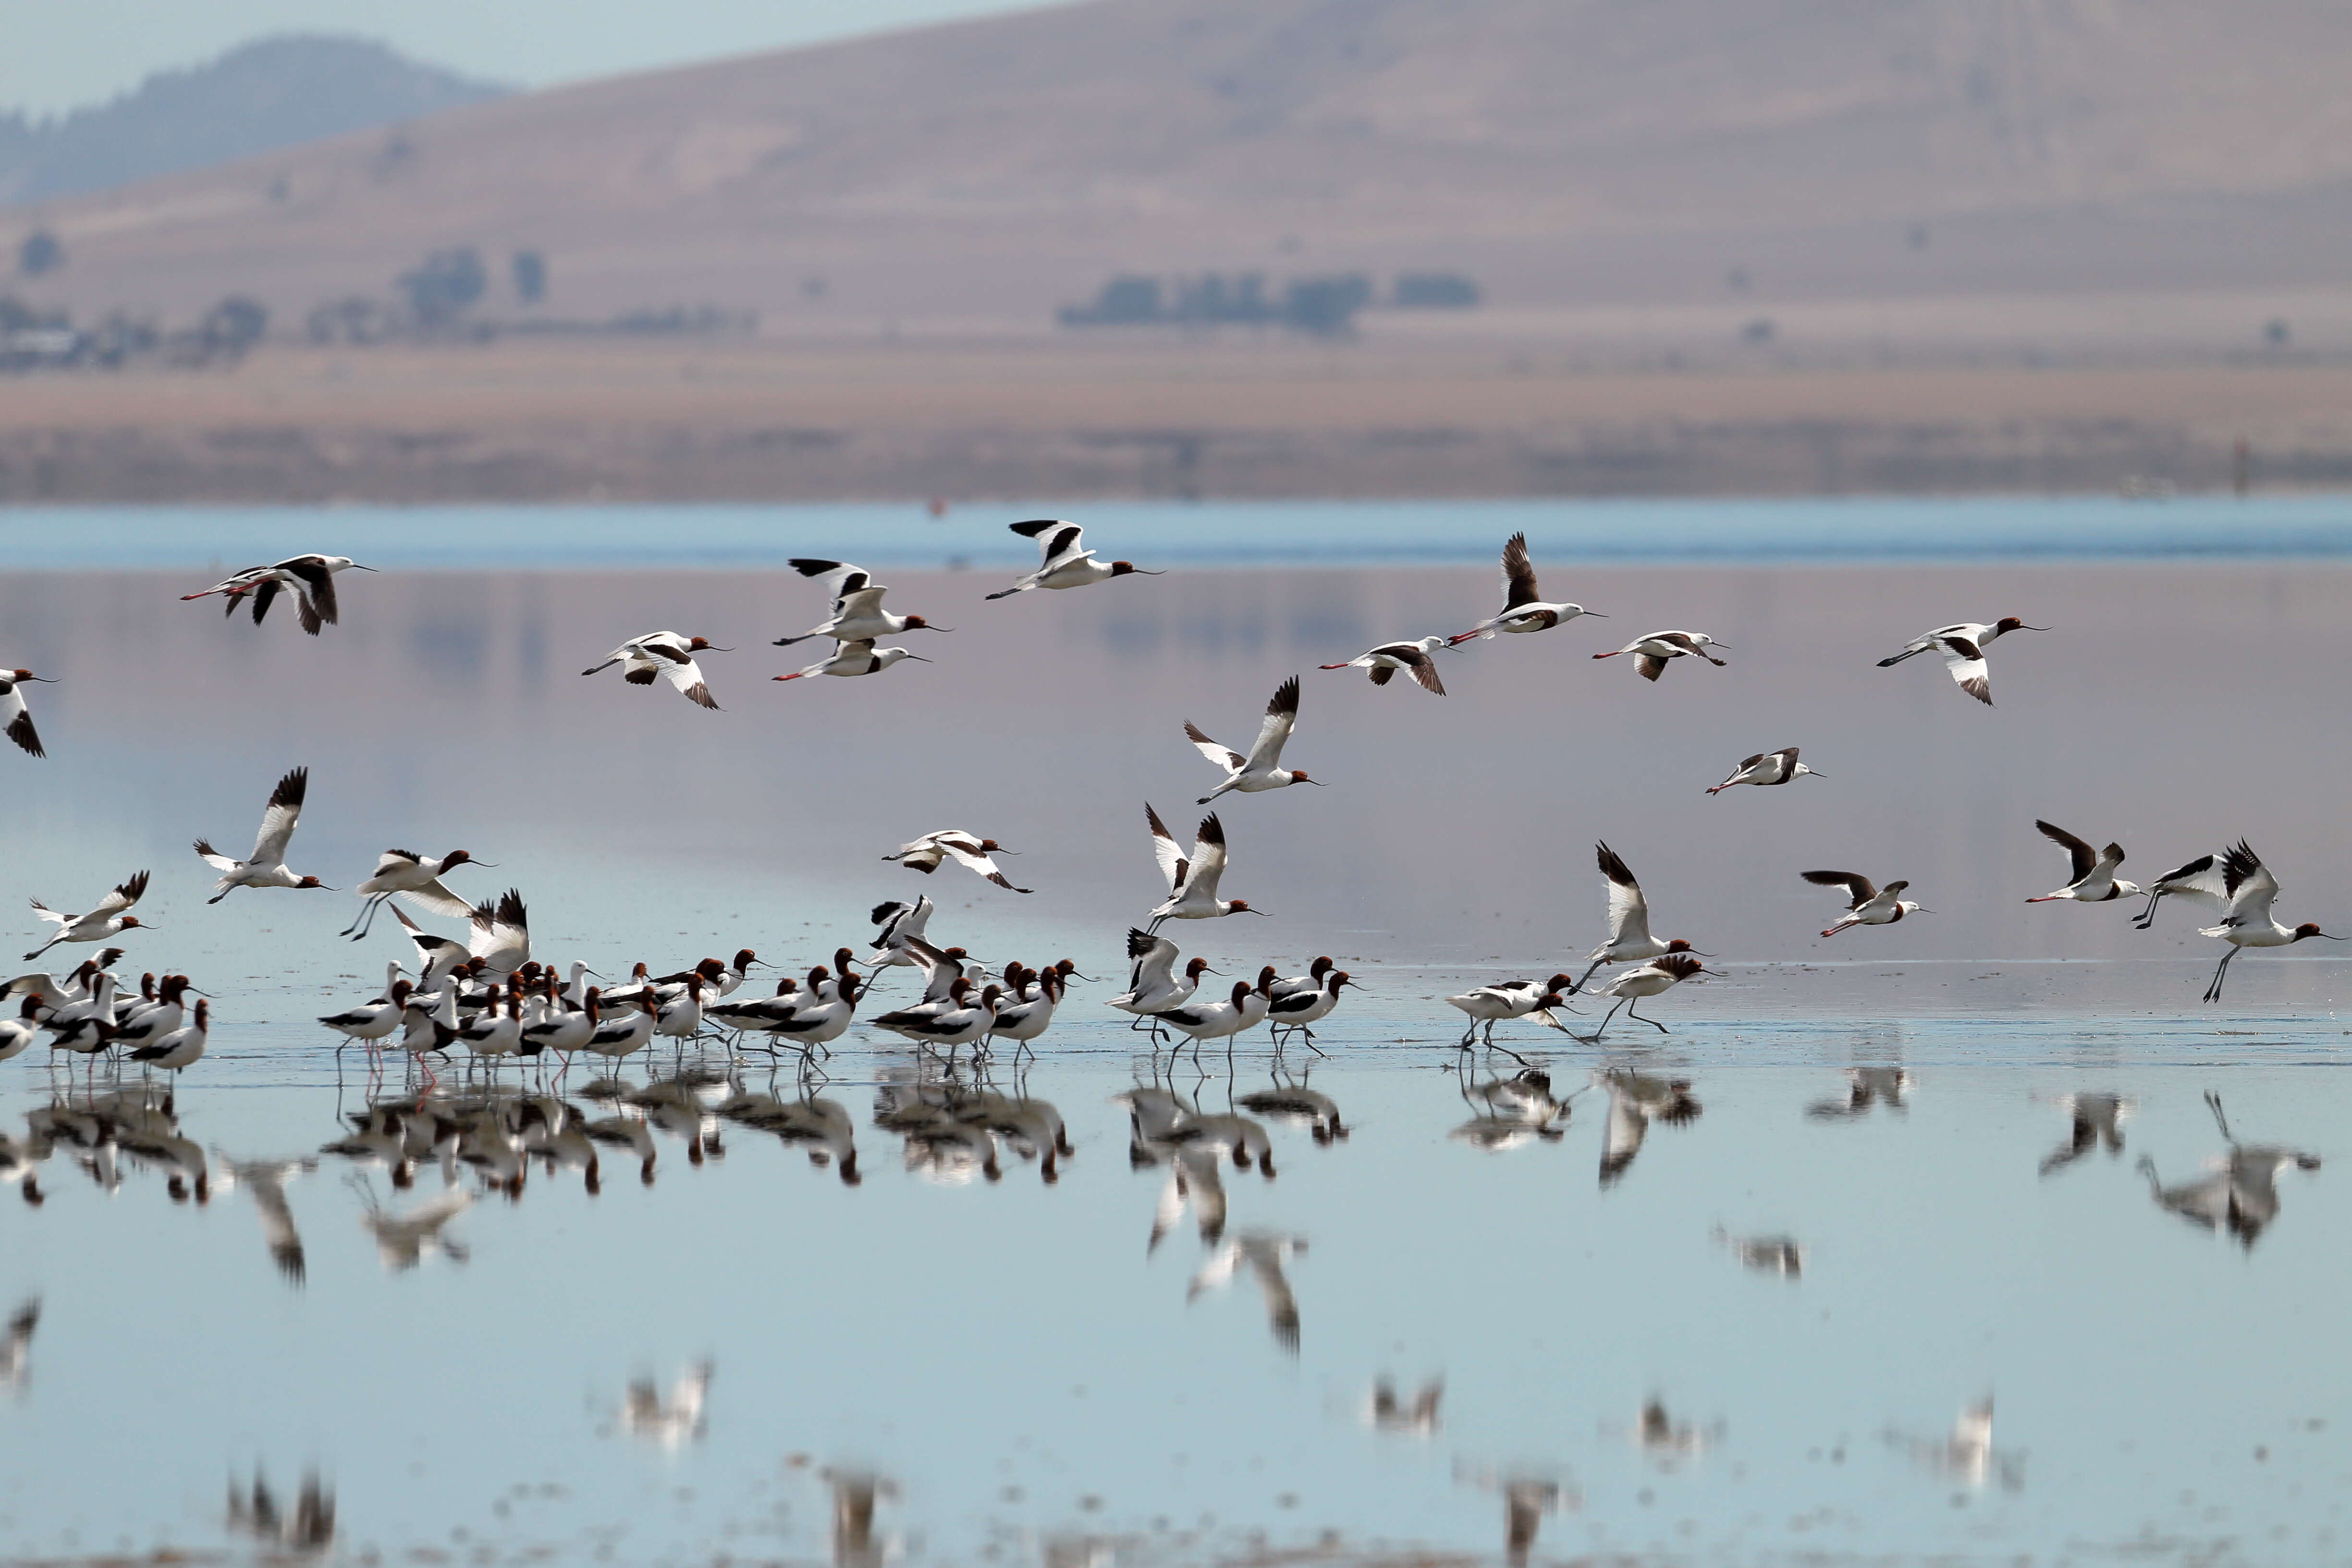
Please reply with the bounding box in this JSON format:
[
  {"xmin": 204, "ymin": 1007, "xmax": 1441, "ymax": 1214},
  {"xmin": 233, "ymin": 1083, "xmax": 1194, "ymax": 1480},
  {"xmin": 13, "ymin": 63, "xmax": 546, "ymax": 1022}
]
[
  {"xmin": 1320, "ymin": 637, "xmax": 1447, "ymax": 694},
  {"xmin": 772, "ymin": 638, "xmax": 930, "ymax": 682},
  {"xmin": 1110, "ymin": 928, "xmax": 1218, "ymax": 1038},
  {"xmin": 1447, "ymin": 532, "xmax": 1604, "ymax": 644},
  {"xmin": 183, "ymin": 555, "xmax": 376, "ymax": 635},
  {"xmin": 1593, "ymin": 630, "xmax": 1727, "ymax": 682},
  {"xmin": 1444, "ymin": 977, "xmax": 1576, "ymax": 1056},
  {"xmin": 868, "ymin": 897, "xmax": 936, "ymax": 969},
  {"xmin": 1575, "ymin": 843, "xmax": 1706, "ymax": 991},
  {"xmin": 773, "ymin": 559, "xmax": 949, "ymax": 646},
  {"xmin": 2026, "ymin": 821, "xmax": 2141, "ymax": 905},
  {"xmin": 319, "ymin": 980, "xmax": 415, "ymax": 1058},
  {"xmin": 522, "ymin": 985, "xmax": 600, "ymax": 1060},
  {"xmin": 1187, "ymin": 675, "xmax": 1321, "ymax": 803},
  {"xmin": 1802, "ymin": 869, "xmax": 1931, "ymax": 936},
  {"xmin": 1266, "ymin": 968, "xmax": 1353, "ymax": 1052},
  {"xmin": 0, "ymin": 670, "xmax": 55, "ymax": 758},
  {"xmin": 23, "ymin": 871, "xmax": 149, "ymax": 961},
  {"xmin": 1144, "ymin": 805, "xmax": 1265, "ymax": 931},
  {"xmin": 986, "ymin": 520, "xmax": 1162, "ymax": 599},
  {"xmin": 466, "ymin": 891, "xmax": 531, "ymax": 975},
  {"xmin": 2133, "ymin": 850, "xmax": 2230, "ymax": 931},
  {"xmin": 882, "ymin": 830, "xmax": 1032, "ymax": 892},
  {"xmin": 1706, "ymin": 747, "xmax": 1821, "ymax": 795},
  {"xmin": 1876, "ymin": 618, "xmax": 2046, "ymax": 707},
  {"xmin": 342, "ymin": 847, "xmax": 490, "ymax": 941},
  {"xmin": 1577, "ymin": 954, "xmax": 1718, "ymax": 1041},
  {"xmin": 872, "ymin": 978, "xmax": 1000, "ymax": 1059},
  {"xmin": 1152, "ymin": 980, "xmax": 1269, "ymax": 1066},
  {"xmin": 128, "ymin": 999, "xmax": 209, "ymax": 1074},
  {"xmin": 581, "ymin": 631, "xmax": 730, "ymax": 709},
  {"xmin": 2197, "ymin": 841, "xmax": 2344, "ymax": 1002},
  {"xmin": 196, "ymin": 768, "xmax": 331, "ymax": 903}
]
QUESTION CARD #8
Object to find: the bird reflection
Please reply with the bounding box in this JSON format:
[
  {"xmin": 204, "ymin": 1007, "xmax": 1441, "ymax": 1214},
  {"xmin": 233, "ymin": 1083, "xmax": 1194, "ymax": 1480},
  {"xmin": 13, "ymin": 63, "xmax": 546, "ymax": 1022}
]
[
  {"xmin": 1807, "ymin": 1066, "xmax": 1911, "ymax": 1119},
  {"xmin": 1889, "ymin": 1398, "xmax": 2022, "ymax": 1491},
  {"xmin": 1455, "ymin": 1464, "xmax": 1573, "ymax": 1568},
  {"xmin": 719, "ymin": 1088, "xmax": 861, "ymax": 1185},
  {"xmin": 2139, "ymin": 1091, "xmax": 2320, "ymax": 1248},
  {"xmin": 1451, "ymin": 1067, "xmax": 1572, "ymax": 1152},
  {"xmin": 2, "ymin": 1298, "xmax": 36, "ymax": 1396},
  {"xmin": 825, "ymin": 1469, "xmax": 898, "ymax": 1568},
  {"xmin": 1189, "ymin": 1230, "xmax": 1306, "ymax": 1352},
  {"xmin": 1368, "ymin": 1376, "xmax": 1443, "ymax": 1435},
  {"xmin": 353, "ymin": 1179, "xmax": 471, "ymax": 1271},
  {"xmin": 1596, "ymin": 1068, "xmax": 1701, "ymax": 1188},
  {"xmin": 214, "ymin": 1153, "xmax": 318, "ymax": 1286},
  {"xmin": 1149, "ymin": 1146, "xmax": 1227, "ymax": 1252},
  {"xmin": 2038, "ymin": 1091, "xmax": 2133, "ymax": 1177},
  {"xmin": 225, "ymin": 1469, "xmax": 336, "ymax": 1554},
  {"xmin": 1634, "ymin": 1398, "xmax": 1716, "ymax": 1465},
  {"xmin": 623, "ymin": 1360, "xmax": 712, "ymax": 1448},
  {"xmin": 1715, "ymin": 1227, "xmax": 1804, "ymax": 1277},
  {"xmin": 1237, "ymin": 1070, "xmax": 1348, "ymax": 1144}
]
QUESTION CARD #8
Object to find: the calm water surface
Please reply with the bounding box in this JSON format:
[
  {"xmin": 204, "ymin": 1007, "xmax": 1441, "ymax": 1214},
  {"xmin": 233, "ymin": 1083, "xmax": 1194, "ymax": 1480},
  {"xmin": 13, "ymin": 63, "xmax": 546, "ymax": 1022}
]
[{"xmin": 1, "ymin": 506, "xmax": 2348, "ymax": 1565}]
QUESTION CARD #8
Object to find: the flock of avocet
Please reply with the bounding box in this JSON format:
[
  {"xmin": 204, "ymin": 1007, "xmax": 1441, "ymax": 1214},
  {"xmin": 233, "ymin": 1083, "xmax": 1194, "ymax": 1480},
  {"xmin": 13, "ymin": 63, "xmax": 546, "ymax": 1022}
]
[{"xmin": 0, "ymin": 526, "xmax": 2339, "ymax": 1080}]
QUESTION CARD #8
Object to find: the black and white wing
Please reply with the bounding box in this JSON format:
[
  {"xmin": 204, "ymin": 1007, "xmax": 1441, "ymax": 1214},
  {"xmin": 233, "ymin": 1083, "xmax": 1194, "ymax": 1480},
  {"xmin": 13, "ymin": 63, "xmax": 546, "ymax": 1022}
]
[
  {"xmin": 937, "ymin": 834, "xmax": 1031, "ymax": 893},
  {"xmin": 1147, "ymin": 803, "xmax": 1188, "ymax": 893},
  {"xmin": 92, "ymin": 870, "xmax": 150, "ymax": 918},
  {"xmin": 787, "ymin": 558, "xmax": 886, "ymax": 611},
  {"xmin": 276, "ymin": 556, "xmax": 343, "ymax": 629},
  {"xmin": 1242, "ymin": 676, "xmax": 1301, "ymax": 771},
  {"xmin": 1185, "ymin": 814, "xmax": 1230, "ymax": 901},
  {"xmin": 1184, "ymin": 723, "xmax": 1245, "ymax": 774},
  {"xmin": 2219, "ymin": 840, "xmax": 2279, "ymax": 927},
  {"xmin": 1498, "ymin": 532, "xmax": 1540, "ymax": 612},
  {"xmin": 252, "ymin": 768, "xmax": 308, "ymax": 863},
  {"xmin": 1802, "ymin": 869, "xmax": 1879, "ymax": 909},
  {"xmin": 2035, "ymin": 821, "xmax": 2097, "ymax": 885},
  {"xmin": 1125, "ymin": 926, "xmax": 1178, "ymax": 996},
  {"xmin": 0, "ymin": 682, "xmax": 42, "ymax": 759},
  {"xmin": 1011, "ymin": 519, "xmax": 1088, "ymax": 570},
  {"xmin": 1375, "ymin": 643, "xmax": 1446, "ymax": 696},
  {"xmin": 1938, "ymin": 637, "xmax": 1993, "ymax": 705},
  {"xmin": 1596, "ymin": 842, "xmax": 1651, "ymax": 948}
]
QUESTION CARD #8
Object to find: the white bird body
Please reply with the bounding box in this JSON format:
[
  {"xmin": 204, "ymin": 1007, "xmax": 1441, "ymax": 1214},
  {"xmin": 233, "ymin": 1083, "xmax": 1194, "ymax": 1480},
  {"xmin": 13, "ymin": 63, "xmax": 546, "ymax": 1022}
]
[
  {"xmin": 319, "ymin": 982, "xmax": 413, "ymax": 1047},
  {"xmin": 1144, "ymin": 805, "xmax": 1263, "ymax": 930},
  {"xmin": 130, "ymin": 1000, "xmax": 209, "ymax": 1072},
  {"xmin": 581, "ymin": 630, "xmax": 727, "ymax": 709},
  {"xmin": 872, "ymin": 980, "xmax": 999, "ymax": 1055},
  {"xmin": 1579, "ymin": 954, "xmax": 1716, "ymax": 1040},
  {"xmin": 184, "ymin": 554, "xmax": 374, "ymax": 634},
  {"xmin": 986, "ymin": 971, "xmax": 1062, "ymax": 1052},
  {"xmin": 1444, "ymin": 977, "xmax": 1574, "ymax": 1051},
  {"xmin": 2134, "ymin": 851, "xmax": 2230, "ymax": 930},
  {"xmin": 1266, "ymin": 968, "xmax": 1351, "ymax": 1044},
  {"xmin": 774, "ymin": 559, "xmax": 946, "ymax": 644},
  {"xmin": 1707, "ymin": 747, "xmax": 1820, "ymax": 795},
  {"xmin": 1153, "ymin": 980, "xmax": 1269, "ymax": 1057},
  {"xmin": 883, "ymin": 830, "xmax": 1031, "ymax": 892},
  {"xmin": 459, "ymin": 992, "xmax": 524, "ymax": 1060},
  {"xmin": 2026, "ymin": 821, "xmax": 2141, "ymax": 904},
  {"xmin": 986, "ymin": 519, "xmax": 1160, "ymax": 598},
  {"xmin": 0, "ymin": 668, "xmax": 56, "ymax": 757},
  {"xmin": 653, "ymin": 977, "xmax": 707, "ymax": 1043},
  {"xmin": 1319, "ymin": 636, "xmax": 1447, "ymax": 694},
  {"xmin": 868, "ymin": 897, "xmax": 935, "ymax": 969},
  {"xmin": 522, "ymin": 991, "xmax": 600, "ymax": 1057},
  {"xmin": 343, "ymin": 847, "xmax": 484, "ymax": 940},
  {"xmin": 1448, "ymin": 532, "xmax": 1602, "ymax": 643},
  {"xmin": 1188, "ymin": 676, "xmax": 1320, "ymax": 802},
  {"xmin": 24, "ymin": 872, "xmax": 149, "ymax": 961},
  {"xmin": 1592, "ymin": 630, "xmax": 1727, "ymax": 682},
  {"xmin": 2196, "ymin": 841, "xmax": 2343, "ymax": 1001},
  {"xmin": 582, "ymin": 999, "xmax": 657, "ymax": 1066},
  {"xmin": 1803, "ymin": 870, "xmax": 1929, "ymax": 937},
  {"xmin": 466, "ymin": 891, "xmax": 531, "ymax": 976},
  {"xmin": 1877, "ymin": 616, "xmax": 2046, "ymax": 706},
  {"xmin": 1576, "ymin": 842, "xmax": 1705, "ymax": 989},
  {"xmin": 197, "ymin": 768, "xmax": 331, "ymax": 901},
  {"xmin": 772, "ymin": 639, "xmax": 929, "ymax": 681}
]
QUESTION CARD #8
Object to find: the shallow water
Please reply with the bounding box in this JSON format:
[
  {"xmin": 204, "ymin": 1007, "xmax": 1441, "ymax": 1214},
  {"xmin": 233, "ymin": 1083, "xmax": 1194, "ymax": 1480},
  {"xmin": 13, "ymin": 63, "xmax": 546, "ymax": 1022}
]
[{"xmin": 1, "ymin": 521, "xmax": 2349, "ymax": 1565}]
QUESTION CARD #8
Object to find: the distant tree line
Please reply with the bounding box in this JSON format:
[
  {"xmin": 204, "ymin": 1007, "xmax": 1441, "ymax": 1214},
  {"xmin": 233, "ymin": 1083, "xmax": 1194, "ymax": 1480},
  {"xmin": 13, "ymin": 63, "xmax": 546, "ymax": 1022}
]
[
  {"xmin": 0, "ymin": 292, "xmax": 267, "ymax": 371},
  {"xmin": 1059, "ymin": 270, "xmax": 1481, "ymax": 335}
]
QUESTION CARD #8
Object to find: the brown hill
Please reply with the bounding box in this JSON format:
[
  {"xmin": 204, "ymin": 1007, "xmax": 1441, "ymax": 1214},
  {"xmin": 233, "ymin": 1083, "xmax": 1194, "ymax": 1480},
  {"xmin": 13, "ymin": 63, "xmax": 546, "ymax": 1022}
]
[{"xmin": 15, "ymin": 0, "xmax": 2352, "ymax": 326}]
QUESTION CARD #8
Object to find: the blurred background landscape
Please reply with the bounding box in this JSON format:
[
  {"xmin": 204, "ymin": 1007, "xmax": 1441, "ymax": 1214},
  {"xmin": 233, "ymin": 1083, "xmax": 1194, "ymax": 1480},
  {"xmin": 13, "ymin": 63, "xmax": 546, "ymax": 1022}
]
[{"xmin": 8, "ymin": 0, "xmax": 2352, "ymax": 503}]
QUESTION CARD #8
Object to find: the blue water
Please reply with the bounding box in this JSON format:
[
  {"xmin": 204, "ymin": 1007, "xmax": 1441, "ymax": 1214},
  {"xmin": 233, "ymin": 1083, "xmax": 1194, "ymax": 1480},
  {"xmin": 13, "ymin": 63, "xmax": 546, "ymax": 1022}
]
[{"xmin": 3, "ymin": 494, "xmax": 2350, "ymax": 572}]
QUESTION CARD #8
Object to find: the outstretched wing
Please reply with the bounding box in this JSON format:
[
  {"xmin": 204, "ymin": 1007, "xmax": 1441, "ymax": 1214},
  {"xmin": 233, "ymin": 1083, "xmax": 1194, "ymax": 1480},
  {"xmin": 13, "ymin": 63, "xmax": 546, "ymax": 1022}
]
[
  {"xmin": 93, "ymin": 871, "xmax": 150, "ymax": 917},
  {"xmin": 1596, "ymin": 842, "xmax": 1650, "ymax": 947},
  {"xmin": 1146, "ymin": 803, "xmax": 1188, "ymax": 892},
  {"xmin": 394, "ymin": 879, "xmax": 475, "ymax": 920},
  {"xmin": 1186, "ymin": 814, "xmax": 1229, "ymax": 899},
  {"xmin": 829, "ymin": 586, "xmax": 888, "ymax": 622},
  {"xmin": 1242, "ymin": 676, "xmax": 1300, "ymax": 771},
  {"xmin": 1393, "ymin": 646, "xmax": 1446, "ymax": 696},
  {"xmin": 0, "ymin": 683, "xmax": 42, "ymax": 759},
  {"xmin": 1126, "ymin": 926, "xmax": 1178, "ymax": 993},
  {"xmin": 1498, "ymin": 532, "xmax": 1540, "ymax": 612},
  {"xmin": 938, "ymin": 836, "xmax": 1028, "ymax": 892},
  {"xmin": 193, "ymin": 838, "xmax": 239, "ymax": 872},
  {"xmin": 1185, "ymin": 723, "xmax": 1245, "ymax": 773},
  {"xmin": 660, "ymin": 657, "xmax": 721, "ymax": 710},
  {"xmin": 1802, "ymin": 869, "xmax": 1879, "ymax": 908},
  {"xmin": 2220, "ymin": 840, "xmax": 2279, "ymax": 926},
  {"xmin": 2035, "ymin": 821, "xmax": 2097, "ymax": 885},
  {"xmin": 1011, "ymin": 519, "xmax": 1086, "ymax": 567},
  {"xmin": 1938, "ymin": 637, "xmax": 1993, "ymax": 705},
  {"xmin": 1635, "ymin": 654, "xmax": 1667, "ymax": 682},
  {"xmin": 252, "ymin": 768, "xmax": 308, "ymax": 862},
  {"xmin": 787, "ymin": 559, "xmax": 883, "ymax": 604},
  {"xmin": 276, "ymin": 556, "xmax": 343, "ymax": 626}
]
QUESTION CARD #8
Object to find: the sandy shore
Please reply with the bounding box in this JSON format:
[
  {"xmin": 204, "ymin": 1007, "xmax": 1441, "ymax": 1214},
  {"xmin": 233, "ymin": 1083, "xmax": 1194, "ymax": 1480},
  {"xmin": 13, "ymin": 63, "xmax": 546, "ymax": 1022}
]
[{"xmin": 4, "ymin": 335, "xmax": 2350, "ymax": 502}]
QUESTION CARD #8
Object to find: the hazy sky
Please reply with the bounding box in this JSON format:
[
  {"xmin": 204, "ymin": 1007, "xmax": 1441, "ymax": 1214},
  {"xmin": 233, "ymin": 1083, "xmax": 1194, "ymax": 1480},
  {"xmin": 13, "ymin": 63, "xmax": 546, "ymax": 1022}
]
[{"xmin": 0, "ymin": 0, "xmax": 1047, "ymax": 116}]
